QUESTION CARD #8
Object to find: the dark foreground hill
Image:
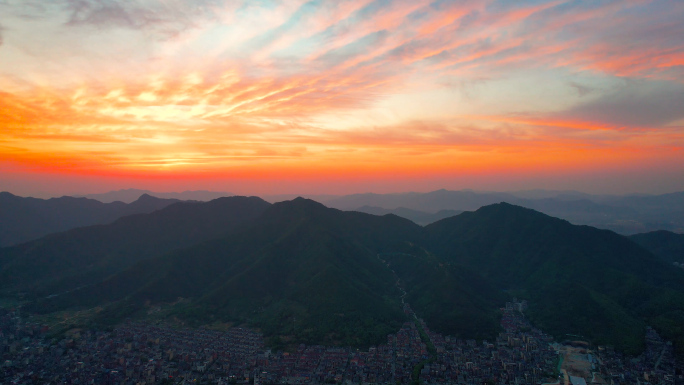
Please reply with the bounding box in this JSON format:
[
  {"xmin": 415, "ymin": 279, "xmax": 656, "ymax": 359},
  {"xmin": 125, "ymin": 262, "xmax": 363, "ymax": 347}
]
[
  {"xmin": 630, "ymin": 230, "xmax": 684, "ymax": 265},
  {"xmin": 0, "ymin": 196, "xmax": 271, "ymax": 297},
  {"xmin": 5, "ymin": 199, "xmax": 684, "ymax": 355},
  {"xmin": 426, "ymin": 203, "xmax": 684, "ymax": 354},
  {"xmin": 0, "ymin": 192, "xmax": 180, "ymax": 247},
  {"xmin": 37, "ymin": 199, "xmax": 435, "ymax": 347}
]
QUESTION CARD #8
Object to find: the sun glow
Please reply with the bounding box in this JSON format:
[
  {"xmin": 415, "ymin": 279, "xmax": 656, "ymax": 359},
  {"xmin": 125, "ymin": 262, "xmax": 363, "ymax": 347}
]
[{"xmin": 0, "ymin": 0, "xmax": 683, "ymax": 195}]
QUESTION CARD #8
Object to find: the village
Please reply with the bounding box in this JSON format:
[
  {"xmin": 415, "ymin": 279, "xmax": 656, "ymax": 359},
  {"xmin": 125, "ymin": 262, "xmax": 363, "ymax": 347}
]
[{"xmin": 1, "ymin": 301, "xmax": 683, "ymax": 385}]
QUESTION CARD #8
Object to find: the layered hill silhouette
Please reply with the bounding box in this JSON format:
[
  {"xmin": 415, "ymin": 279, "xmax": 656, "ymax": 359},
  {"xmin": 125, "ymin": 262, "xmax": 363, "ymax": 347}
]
[
  {"xmin": 0, "ymin": 192, "xmax": 180, "ymax": 247},
  {"xmin": 324, "ymin": 189, "xmax": 684, "ymax": 234},
  {"xmin": 354, "ymin": 205, "xmax": 462, "ymax": 225},
  {"xmin": 0, "ymin": 196, "xmax": 270, "ymax": 296},
  {"xmin": 2, "ymin": 198, "xmax": 684, "ymax": 355},
  {"xmin": 79, "ymin": 188, "xmax": 233, "ymax": 203}
]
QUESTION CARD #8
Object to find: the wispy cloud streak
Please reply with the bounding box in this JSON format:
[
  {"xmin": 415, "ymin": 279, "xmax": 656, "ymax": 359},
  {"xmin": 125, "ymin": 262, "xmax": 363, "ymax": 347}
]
[{"xmin": 0, "ymin": 0, "xmax": 683, "ymax": 191}]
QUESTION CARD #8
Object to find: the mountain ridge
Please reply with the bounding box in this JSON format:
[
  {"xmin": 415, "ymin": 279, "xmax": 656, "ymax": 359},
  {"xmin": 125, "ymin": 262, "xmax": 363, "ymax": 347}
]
[
  {"xmin": 426, "ymin": 202, "xmax": 684, "ymax": 353},
  {"xmin": 5, "ymin": 197, "xmax": 684, "ymax": 353},
  {"xmin": 78, "ymin": 188, "xmax": 234, "ymax": 203},
  {"xmin": 0, "ymin": 192, "xmax": 180, "ymax": 247},
  {"xmin": 0, "ymin": 196, "xmax": 271, "ymax": 297},
  {"xmin": 40, "ymin": 197, "xmax": 420, "ymax": 347},
  {"xmin": 323, "ymin": 189, "xmax": 684, "ymax": 234},
  {"xmin": 12, "ymin": 199, "xmax": 684, "ymax": 355}
]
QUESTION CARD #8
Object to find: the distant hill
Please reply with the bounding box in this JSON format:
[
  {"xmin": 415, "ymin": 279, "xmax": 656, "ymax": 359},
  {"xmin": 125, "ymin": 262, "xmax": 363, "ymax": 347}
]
[
  {"xmin": 630, "ymin": 230, "xmax": 684, "ymax": 264},
  {"xmin": 0, "ymin": 196, "xmax": 271, "ymax": 297},
  {"xmin": 505, "ymin": 189, "xmax": 597, "ymax": 200},
  {"xmin": 261, "ymin": 193, "xmax": 340, "ymax": 204},
  {"xmin": 323, "ymin": 189, "xmax": 517, "ymax": 212},
  {"xmin": 79, "ymin": 189, "xmax": 233, "ymax": 203},
  {"xmin": 0, "ymin": 192, "xmax": 179, "ymax": 247},
  {"xmin": 323, "ymin": 189, "xmax": 684, "ymax": 234},
  {"xmin": 353, "ymin": 206, "xmax": 462, "ymax": 225},
  {"xmin": 6, "ymin": 188, "xmax": 681, "ymax": 254},
  {"xmin": 599, "ymin": 192, "xmax": 684, "ymax": 234},
  {"xmin": 609, "ymin": 191, "xmax": 684, "ymax": 211}
]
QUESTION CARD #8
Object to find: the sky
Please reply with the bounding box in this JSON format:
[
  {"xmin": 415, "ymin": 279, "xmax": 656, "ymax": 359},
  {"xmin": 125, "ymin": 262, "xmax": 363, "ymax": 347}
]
[{"xmin": 1, "ymin": 0, "xmax": 683, "ymax": 197}]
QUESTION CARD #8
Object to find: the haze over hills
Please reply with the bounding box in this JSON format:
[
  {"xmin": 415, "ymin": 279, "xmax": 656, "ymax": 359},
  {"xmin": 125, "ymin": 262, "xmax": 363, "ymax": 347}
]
[
  {"xmin": 24, "ymin": 188, "xmax": 684, "ymax": 236},
  {"xmin": 78, "ymin": 189, "xmax": 233, "ymax": 203},
  {"xmin": 0, "ymin": 192, "xmax": 180, "ymax": 248},
  {"xmin": 353, "ymin": 206, "xmax": 463, "ymax": 226},
  {"xmin": 5, "ymin": 196, "xmax": 684, "ymax": 356},
  {"xmin": 322, "ymin": 189, "xmax": 684, "ymax": 234}
]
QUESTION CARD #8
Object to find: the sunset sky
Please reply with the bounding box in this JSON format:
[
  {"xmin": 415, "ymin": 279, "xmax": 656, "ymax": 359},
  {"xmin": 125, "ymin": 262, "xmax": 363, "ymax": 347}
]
[{"xmin": 1, "ymin": 0, "xmax": 683, "ymax": 197}]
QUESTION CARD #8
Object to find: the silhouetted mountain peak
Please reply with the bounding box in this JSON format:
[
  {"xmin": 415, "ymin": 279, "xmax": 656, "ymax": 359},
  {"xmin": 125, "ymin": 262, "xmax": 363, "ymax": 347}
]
[
  {"xmin": 134, "ymin": 193, "xmax": 159, "ymax": 202},
  {"xmin": 276, "ymin": 197, "xmax": 329, "ymax": 212},
  {"xmin": 260, "ymin": 198, "xmax": 332, "ymax": 225},
  {"xmin": 426, "ymin": 202, "xmax": 574, "ymax": 244},
  {"xmin": 123, "ymin": 193, "xmax": 179, "ymax": 213},
  {"xmin": 206, "ymin": 195, "xmax": 265, "ymax": 205},
  {"xmin": 292, "ymin": 196, "xmax": 322, "ymax": 204},
  {"xmin": 476, "ymin": 201, "xmax": 519, "ymax": 210},
  {"xmin": 474, "ymin": 202, "xmax": 550, "ymax": 219}
]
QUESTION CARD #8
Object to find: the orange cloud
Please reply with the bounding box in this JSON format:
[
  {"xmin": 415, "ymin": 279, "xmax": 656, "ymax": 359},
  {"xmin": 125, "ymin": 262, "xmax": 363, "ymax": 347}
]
[{"xmin": 1, "ymin": 0, "xmax": 683, "ymax": 195}]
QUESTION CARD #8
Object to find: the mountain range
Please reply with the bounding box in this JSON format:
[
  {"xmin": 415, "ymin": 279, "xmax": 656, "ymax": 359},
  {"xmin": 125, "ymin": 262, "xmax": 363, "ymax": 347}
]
[
  {"xmin": 0, "ymin": 192, "xmax": 180, "ymax": 248},
  {"xmin": 12, "ymin": 188, "xmax": 682, "ymax": 249},
  {"xmin": 353, "ymin": 206, "xmax": 462, "ymax": 226},
  {"xmin": 321, "ymin": 189, "xmax": 684, "ymax": 235},
  {"xmin": 77, "ymin": 189, "xmax": 233, "ymax": 203},
  {"xmin": 0, "ymin": 196, "xmax": 270, "ymax": 298},
  {"xmin": 2, "ymin": 196, "xmax": 684, "ymax": 356}
]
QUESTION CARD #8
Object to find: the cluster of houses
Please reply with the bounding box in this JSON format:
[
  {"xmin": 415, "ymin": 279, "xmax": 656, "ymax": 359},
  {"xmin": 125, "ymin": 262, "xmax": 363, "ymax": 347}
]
[
  {"xmin": 597, "ymin": 326, "xmax": 682, "ymax": 384},
  {"xmin": 253, "ymin": 321, "xmax": 425, "ymax": 385},
  {"xmin": 415, "ymin": 305, "xmax": 558, "ymax": 384},
  {"xmin": 0, "ymin": 313, "xmax": 264, "ymax": 385},
  {"xmin": 1, "ymin": 301, "xmax": 683, "ymax": 384}
]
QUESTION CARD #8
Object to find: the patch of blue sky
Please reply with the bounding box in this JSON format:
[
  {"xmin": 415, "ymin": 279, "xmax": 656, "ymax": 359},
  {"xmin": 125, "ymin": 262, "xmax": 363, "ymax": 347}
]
[
  {"xmin": 240, "ymin": 0, "xmax": 323, "ymax": 53},
  {"xmin": 349, "ymin": 0, "xmax": 392, "ymax": 24}
]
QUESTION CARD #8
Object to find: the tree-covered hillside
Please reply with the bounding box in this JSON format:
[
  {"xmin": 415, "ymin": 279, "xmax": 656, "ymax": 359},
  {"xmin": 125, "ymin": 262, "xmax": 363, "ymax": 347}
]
[{"xmin": 4, "ymin": 199, "xmax": 684, "ymax": 356}]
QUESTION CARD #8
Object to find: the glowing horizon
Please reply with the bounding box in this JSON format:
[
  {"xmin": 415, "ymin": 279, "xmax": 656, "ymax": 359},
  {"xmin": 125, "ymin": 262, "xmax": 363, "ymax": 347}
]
[{"xmin": 1, "ymin": 0, "xmax": 683, "ymax": 197}]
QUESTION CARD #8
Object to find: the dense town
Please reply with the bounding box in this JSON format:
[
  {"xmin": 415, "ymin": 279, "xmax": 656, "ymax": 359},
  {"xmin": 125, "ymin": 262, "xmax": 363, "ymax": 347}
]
[{"xmin": 1, "ymin": 301, "xmax": 683, "ymax": 385}]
